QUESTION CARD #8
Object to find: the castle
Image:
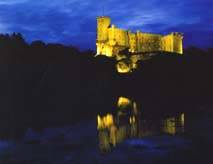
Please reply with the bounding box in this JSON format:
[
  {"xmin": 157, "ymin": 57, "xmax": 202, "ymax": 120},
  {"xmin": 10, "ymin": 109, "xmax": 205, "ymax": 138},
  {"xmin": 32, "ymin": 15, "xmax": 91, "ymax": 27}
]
[{"xmin": 96, "ymin": 16, "xmax": 184, "ymax": 73}]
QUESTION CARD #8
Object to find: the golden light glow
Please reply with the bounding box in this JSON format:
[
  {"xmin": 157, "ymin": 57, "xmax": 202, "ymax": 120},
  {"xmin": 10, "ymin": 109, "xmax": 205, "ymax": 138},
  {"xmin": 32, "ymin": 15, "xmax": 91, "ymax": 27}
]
[
  {"xmin": 116, "ymin": 61, "xmax": 131, "ymax": 73},
  {"xmin": 97, "ymin": 98, "xmax": 186, "ymax": 152},
  {"xmin": 180, "ymin": 113, "xmax": 184, "ymax": 126},
  {"xmin": 96, "ymin": 16, "xmax": 183, "ymax": 57},
  {"xmin": 98, "ymin": 130, "xmax": 111, "ymax": 152},
  {"xmin": 97, "ymin": 115, "xmax": 102, "ymax": 129},
  {"xmin": 97, "ymin": 113, "xmax": 118, "ymax": 150},
  {"xmin": 129, "ymin": 116, "xmax": 136, "ymax": 124},
  {"xmin": 117, "ymin": 96, "xmax": 131, "ymax": 108},
  {"xmin": 162, "ymin": 117, "xmax": 176, "ymax": 135},
  {"xmin": 97, "ymin": 114, "xmax": 114, "ymax": 130},
  {"xmin": 96, "ymin": 16, "xmax": 183, "ymax": 73}
]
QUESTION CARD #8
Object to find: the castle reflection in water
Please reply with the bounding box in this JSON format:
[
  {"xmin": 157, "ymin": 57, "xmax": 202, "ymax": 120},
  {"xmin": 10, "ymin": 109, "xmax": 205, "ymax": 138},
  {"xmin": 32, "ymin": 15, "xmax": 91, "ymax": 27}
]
[{"xmin": 97, "ymin": 97, "xmax": 185, "ymax": 152}]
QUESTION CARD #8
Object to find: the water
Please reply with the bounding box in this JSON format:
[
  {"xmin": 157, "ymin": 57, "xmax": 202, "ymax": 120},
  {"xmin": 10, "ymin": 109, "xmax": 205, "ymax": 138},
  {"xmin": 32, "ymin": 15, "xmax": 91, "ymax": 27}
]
[
  {"xmin": 1, "ymin": 96, "xmax": 213, "ymax": 163},
  {"xmin": 97, "ymin": 96, "xmax": 185, "ymax": 152}
]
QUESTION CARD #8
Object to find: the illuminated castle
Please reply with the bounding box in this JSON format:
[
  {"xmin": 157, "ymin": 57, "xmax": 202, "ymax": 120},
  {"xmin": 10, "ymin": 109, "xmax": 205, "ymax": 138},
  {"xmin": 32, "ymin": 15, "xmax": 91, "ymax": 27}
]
[{"xmin": 96, "ymin": 16, "xmax": 183, "ymax": 73}]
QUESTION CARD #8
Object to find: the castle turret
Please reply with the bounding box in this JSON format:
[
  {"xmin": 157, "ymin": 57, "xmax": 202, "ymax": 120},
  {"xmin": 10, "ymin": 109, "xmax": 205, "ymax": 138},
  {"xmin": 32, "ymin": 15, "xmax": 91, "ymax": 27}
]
[
  {"xmin": 97, "ymin": 16, "xmax": 111, "ymax": 42},
  {"xmin": 96, "ymin": 16, "xmax": 184, "ymax": 73},
  {"xmin": 173, "ymin": 32, "xmax": 183, "ymax": 54},
  {"xmin": 96, "ymin": 16, "xmax": 114, "ymax": 57}
]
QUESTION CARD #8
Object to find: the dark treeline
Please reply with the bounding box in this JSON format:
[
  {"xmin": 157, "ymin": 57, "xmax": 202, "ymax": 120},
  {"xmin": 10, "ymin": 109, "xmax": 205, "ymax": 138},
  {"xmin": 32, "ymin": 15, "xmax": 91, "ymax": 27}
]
[
  {"xmin": 1, "ymin": 33, "xmax": 213, "ymax": 139},
  {"xmin": 1, "ymin": 33, "xmax": 118, "ymax": 138}
]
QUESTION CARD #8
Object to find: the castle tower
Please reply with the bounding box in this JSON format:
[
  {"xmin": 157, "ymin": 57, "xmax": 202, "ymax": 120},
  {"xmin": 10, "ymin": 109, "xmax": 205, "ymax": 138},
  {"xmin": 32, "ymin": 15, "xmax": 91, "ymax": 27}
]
[
  {"xmin": 173, "ymin": 32, "xmax": 183, "ymax": 54},
  {"xmin": 96, "ymin": 16, "xmax": 113, "ymax": 57},
  {"xmin": 97, "ymin": 16, "xmax": 111, "ymax": 42}
]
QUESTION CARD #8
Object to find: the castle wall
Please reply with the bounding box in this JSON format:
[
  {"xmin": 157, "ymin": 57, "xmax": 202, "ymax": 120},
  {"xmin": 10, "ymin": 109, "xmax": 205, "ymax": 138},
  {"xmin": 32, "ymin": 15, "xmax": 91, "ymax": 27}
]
[
  {"xmin": 136, "ymin": 32, "xmax": 162, "ymax": 52},
  {"xmin": 96, "ymin": 16, "xmax": 183, "ymax": 57},
  {"xmin": 128, "ymin": 32, "xmax": 136, "ymax": 52},
  {"xmin": 161, "ymin": 34, "xmax": 174, "ymax": 53},
  {"xmin": 114, "ymin": 28, "xmax": 128, "ymax": 46},
  {"xmin": 173, "ymin": 33, "xmax": 183, "ymax": 54}
]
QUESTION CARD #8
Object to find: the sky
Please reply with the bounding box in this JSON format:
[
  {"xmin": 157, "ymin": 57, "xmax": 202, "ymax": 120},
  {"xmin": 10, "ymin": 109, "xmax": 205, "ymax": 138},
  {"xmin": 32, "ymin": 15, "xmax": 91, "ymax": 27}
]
[{"xmin": 0, "ymin": 0, "xmax": 212, "ymax": 50}]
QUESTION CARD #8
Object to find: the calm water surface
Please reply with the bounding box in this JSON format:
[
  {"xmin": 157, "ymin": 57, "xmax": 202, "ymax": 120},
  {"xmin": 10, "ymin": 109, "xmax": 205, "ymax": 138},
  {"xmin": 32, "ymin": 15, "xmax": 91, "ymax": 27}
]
[{"xmin": 97, "ymin": 96, "xmax": 185, "ymax": 152}]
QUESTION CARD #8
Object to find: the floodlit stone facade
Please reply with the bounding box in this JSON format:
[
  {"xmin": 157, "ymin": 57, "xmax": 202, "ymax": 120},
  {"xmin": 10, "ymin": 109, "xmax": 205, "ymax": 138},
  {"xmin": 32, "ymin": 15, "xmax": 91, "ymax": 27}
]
[{"xmin": 96, "ymin": 16, "xmax": 183, "ymax": 57}]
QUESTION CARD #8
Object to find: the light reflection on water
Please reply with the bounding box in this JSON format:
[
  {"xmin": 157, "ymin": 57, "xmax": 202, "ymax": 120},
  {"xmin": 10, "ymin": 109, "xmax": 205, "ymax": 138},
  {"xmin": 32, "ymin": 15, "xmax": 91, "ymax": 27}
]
[{"xmin": 97, "ymin": 97, "xmax": 185, "ymax": 152}]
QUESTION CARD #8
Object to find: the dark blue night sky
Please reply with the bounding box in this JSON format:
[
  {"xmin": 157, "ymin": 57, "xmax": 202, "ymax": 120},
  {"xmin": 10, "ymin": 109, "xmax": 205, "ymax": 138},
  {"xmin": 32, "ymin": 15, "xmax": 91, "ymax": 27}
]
[{"xmin": 0, "ymin": 0, "xmax": 212, "ymax": 50}]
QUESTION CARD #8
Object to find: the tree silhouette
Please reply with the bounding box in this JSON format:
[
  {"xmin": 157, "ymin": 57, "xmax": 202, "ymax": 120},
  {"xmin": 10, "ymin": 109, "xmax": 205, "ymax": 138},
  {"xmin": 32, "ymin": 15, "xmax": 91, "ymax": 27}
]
[{"xmin": 0, "ymin": 33, "xmax": 212, "ymax": 139}]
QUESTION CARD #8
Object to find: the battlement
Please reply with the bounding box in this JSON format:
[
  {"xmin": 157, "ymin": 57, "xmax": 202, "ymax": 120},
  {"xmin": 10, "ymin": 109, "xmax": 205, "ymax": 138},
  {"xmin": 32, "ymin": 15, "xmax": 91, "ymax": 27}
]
[
  {"xmin": 96, "ymin": 16, "xmax": 183, "ymax": 57},
  {"xmin": 96, "ymin": 16, "xmax": 184, "ymax": 73}
]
